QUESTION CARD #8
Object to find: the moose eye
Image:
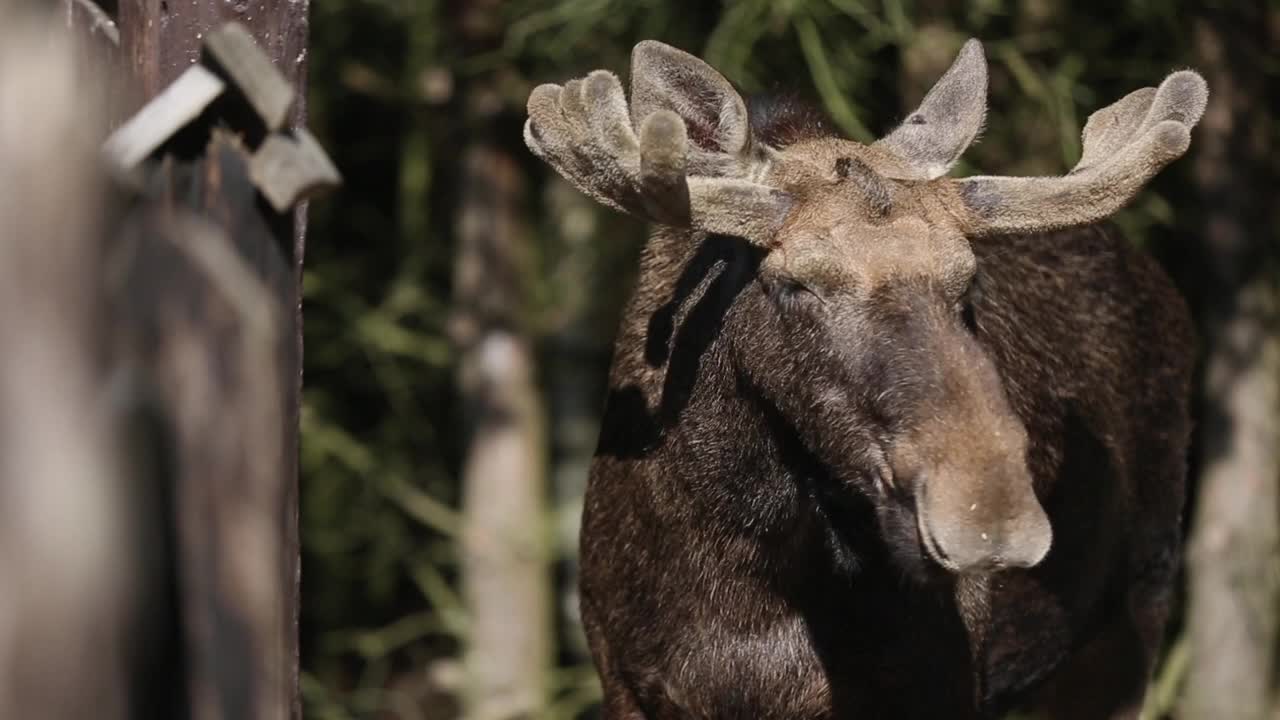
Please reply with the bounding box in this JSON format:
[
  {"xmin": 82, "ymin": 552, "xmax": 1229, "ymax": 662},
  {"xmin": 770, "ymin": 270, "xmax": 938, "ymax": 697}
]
[{"xmin": 767, "ymin": 277, "xmax": 824, "ymax": 309}]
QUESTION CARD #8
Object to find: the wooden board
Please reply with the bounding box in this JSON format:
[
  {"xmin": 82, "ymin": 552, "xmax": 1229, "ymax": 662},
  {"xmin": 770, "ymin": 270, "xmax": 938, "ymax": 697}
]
[{"xmin": 102, "ymin": 65, "xmax": 224, "ymax": 171}]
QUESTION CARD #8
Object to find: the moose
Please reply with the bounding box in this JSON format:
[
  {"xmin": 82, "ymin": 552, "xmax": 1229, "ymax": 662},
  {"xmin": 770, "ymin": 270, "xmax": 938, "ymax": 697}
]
[{"xmin": 525, "ymin": 39, "xmax": 1206, "ymax": 719}]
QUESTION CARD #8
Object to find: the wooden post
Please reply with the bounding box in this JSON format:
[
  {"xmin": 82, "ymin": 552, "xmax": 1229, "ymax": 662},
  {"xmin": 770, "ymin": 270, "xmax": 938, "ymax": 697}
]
[
  {"xmin": 108, "ymin": 175, "xmax": 295, "ymax": 720},
  {"xmin": 118, "ymin": 0, "xmax": 309, "ymax": 106},
  {"xmin": 113, "ymin": 4, "xmax": 312, "ymax": 717}
]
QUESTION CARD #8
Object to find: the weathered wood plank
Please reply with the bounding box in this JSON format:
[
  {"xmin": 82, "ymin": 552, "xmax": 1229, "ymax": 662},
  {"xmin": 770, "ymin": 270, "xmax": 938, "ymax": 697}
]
[
  {"xmin": 116, "ymin": 7, "xmax": 311, "ymax": 715},
  {"xmin": 102, "ymin": 65, "xmax": 225, "ymax": 171},
  {"xmin": 250, "ymin": 129, "xmax": 341, "ymax": 212},
  {"xmin": 118, "ymin": 0, "xmax": 308, "ymax": 120},
  {"xmin": 203, "ymin": 22, "xmax": 295, "ymax": 131},
  {"xmin": 111, "ymin": 129, "xmax": 297, "ymax": 720},
  {"xmin": 110, "ymin": 207, "xmax": 290, "ymax": 720}
]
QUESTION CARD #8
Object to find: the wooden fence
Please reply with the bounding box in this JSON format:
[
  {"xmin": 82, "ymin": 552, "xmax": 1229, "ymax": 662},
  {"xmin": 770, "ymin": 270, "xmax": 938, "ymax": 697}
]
[{"xmin": 0, "ymin": 2, "xmax": 334, "ymax": 717}]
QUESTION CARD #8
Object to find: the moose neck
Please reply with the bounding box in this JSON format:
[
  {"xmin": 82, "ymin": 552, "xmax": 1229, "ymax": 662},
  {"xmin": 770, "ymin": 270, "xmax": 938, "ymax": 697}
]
[
  {"xmin": 606, "ymin": 227, "xmax": 761, "ymax": 437},
  {"xmin": 601, "ymin": 227, "xmax": 860, "ymax": 552}
]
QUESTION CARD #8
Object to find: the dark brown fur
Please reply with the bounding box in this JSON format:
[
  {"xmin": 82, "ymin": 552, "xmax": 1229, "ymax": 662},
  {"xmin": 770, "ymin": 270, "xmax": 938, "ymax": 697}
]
[{"xmin": 580, "ymin": 97, "xmax": 1195, "ymax": 719}]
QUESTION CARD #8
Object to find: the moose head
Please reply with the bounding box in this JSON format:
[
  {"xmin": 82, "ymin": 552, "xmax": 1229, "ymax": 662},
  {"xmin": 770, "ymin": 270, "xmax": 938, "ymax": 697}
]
[{"xmin": 525, "ymin": 40, "xmax": 1206, "ymax": 576}]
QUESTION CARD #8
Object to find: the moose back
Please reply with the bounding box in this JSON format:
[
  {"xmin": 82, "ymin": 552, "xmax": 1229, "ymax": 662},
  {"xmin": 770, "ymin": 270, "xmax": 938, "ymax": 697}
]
[{"xmin": 525, "ymin": 39, "xmax": 1205, "ymax": 719}]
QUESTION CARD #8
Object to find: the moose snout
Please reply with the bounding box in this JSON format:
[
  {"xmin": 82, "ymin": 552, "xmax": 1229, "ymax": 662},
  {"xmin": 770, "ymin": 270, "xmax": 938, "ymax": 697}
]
[{"xmin": 916, "ymin": 476, "xmax": 1053, "ymax": 574}]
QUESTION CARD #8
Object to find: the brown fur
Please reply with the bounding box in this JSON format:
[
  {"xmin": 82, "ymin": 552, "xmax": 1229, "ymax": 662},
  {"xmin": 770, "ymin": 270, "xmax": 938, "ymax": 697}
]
[
  {"xmin": 525, "ymin": 41, "xmax": 1199, "ymax": 719},
  {"xmin": 584, "ymin": 231, "xmax": 1193, "ymax": 718},
  {"xmin": 578, "ymin": 97, "xmax": 1194, "ymax": 719}
]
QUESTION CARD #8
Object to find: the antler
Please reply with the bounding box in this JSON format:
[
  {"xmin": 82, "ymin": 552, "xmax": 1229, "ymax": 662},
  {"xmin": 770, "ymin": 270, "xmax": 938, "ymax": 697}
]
[
  {"xmin": 523, "ymin": 42, "xmax": 793, "ymax": 246},
  {"xmin": 955, "ymin": 70, "xmax": 1208, "ymax": 236}
]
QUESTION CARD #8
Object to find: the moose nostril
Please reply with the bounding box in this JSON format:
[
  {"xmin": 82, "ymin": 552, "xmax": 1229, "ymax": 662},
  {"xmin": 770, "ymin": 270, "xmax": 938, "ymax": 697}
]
[
  {"xmin": 917, "ymin": 516, "xmax": 961, "ymax": 573},
  {"xmin": 918, "ymin": 500, "xmax": 1053, "ymax": 573},
  {"xmin": 1001, "ymin": 508, "xmax": 1053, "ymax": 569},
  {"xmin": 913, "ymin": 468, "xmax": 1053, "ymax": 573}
]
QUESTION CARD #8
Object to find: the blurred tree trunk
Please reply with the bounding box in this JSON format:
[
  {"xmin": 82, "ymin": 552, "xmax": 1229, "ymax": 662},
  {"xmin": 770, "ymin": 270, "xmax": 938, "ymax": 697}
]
[
  {"xmin": 453, "ymin": 148, "xmax": 551, "ymax": 720},
  {"xmin": 1183, "ymin": 5, "xmax": 1280, "ymax": 720},
  {"xmin": 453, "ymin": 4, "xmax": 551, "ymax": 717}
]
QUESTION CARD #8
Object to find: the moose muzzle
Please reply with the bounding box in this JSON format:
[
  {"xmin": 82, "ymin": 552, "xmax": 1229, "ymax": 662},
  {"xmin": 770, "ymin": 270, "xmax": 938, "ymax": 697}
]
[
  {"xmin": 895, "ymin": 331, "xmax": 1054, "ymax": 574},
  {"xmin": 915, "ymin": 466, "xmax": 1052, "ymax": 573}
]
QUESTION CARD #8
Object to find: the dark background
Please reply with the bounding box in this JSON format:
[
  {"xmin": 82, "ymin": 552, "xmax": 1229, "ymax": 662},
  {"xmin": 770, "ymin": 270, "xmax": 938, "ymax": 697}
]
[{"xmin": 299, "ymin": 1, "xmax": 1279, "ymax": 717}]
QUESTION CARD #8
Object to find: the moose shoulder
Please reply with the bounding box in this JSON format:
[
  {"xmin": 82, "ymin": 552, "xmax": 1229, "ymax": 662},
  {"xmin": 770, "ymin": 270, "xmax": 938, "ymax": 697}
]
[{"xmin": 526, "ymin": 40, "xmax": 1204, "ymax": 719}]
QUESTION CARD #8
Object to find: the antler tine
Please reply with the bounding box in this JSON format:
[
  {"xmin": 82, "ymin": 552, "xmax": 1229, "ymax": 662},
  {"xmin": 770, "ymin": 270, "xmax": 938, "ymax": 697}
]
[
  {"xmin": 636, "ymin": 110, "xmax": 692, "ymax": 225},
  {"xmin": 525, "ymin": 72, "xmax": 640, "ymax": 217},
  {"xmin": 525, "ymin": 71, "xmax": 706, "ymax": 228},
  {"xmin": 1071, "ymin": 86, "xmax": 1157, "ymax": 175},
  {"xmin": 640, "ymin": 111, "xmax": 793, "ymax": 240},
  {"xmin": 1076, "ymin": 70, "xmax": 1207, "ymax": 175},
  {"xmin": 524, "ymin": 44, "xmax": 794, "ymax": 246},
  {"xmin": 955, "ymin": 70, "xmax": 1207, "ymax": 237}
]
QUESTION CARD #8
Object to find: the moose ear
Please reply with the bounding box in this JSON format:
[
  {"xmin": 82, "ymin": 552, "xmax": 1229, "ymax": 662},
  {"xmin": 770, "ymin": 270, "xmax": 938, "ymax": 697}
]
[
  {"xmin": 874, "ymin": 39, "xmax": 988, "ymax": 181},
  {"xmin": 630, "ymin": 40, "xmax": 751, "ymax": 156}
]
